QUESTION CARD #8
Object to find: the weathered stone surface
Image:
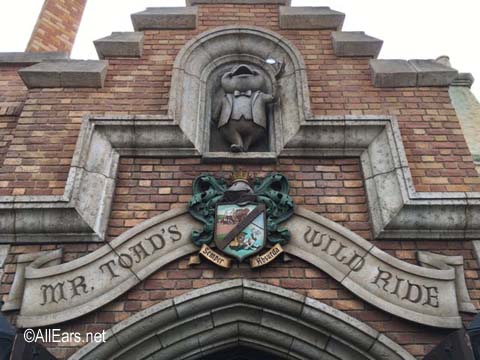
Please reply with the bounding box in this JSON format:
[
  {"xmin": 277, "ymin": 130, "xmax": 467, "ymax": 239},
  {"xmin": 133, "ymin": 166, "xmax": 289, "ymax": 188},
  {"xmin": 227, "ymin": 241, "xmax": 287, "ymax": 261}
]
[
  {"xmin": 369, "ymin": 60, "xmax": 417, "ymax": 87},
  {"xmin": 1, "ymin": 249, "xmax": 63, "ymax": 311},
  {"xmin": 6, "ymin": 205, "xmax": 467, "ymax": 329},
  {"xmin": 370, "ymin": 59, "xmax": 458, "ymax": 87},
  {"xmin": 12, "ymin": 207, "xmax": 199, "ymax": 328},
  {"xmin": 18, "ymin": 60, "xmax": 108, "ymax": 88},
  {"xmin": 131, "ymin": 7, "xmax": 197, "ymax": 31},
  {"xmin": 94, "ymin": 32, "xmax": 144, "ymax": 59},
  {"xmin": 451, "ymin": 72, "xmax": 475, "ymax": 88},
  {"xmin": 69, "ymin": 280, "xmax": 415, "ymax": 360},
  {"xmin": 0, "ymin": 52, "xmax": 68, "ymax": 65},
  {"xmin": 417, "ymin": 251, "xmax": 477, "ymax": 313},
  {"xmin": 284, "ymin": 207, "xmax": 464, "ymax": 328},
  {"xmin": 331, "ymin": 31, "xmax": 383, "ymax": 58},
  {"xmin": 279, "ymin": 6, "xmax": 345, "ymax": 30},
  {"xmin": 187, "ymin": 0, "xmax": 290, "ymax": 4},
  {"xmin": 0, "ymin": 245, "xmax": 9, "ymax": 283},
  {"xmin": 410, "ymin": 59, "xmax": 458, "ymax": 86}
]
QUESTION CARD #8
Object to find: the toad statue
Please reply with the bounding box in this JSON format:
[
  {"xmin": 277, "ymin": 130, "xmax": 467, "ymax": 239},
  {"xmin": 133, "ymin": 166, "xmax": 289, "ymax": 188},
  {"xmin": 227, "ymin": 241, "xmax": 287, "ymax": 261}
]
[{"xmin": 216, "ymin": 64, "xmax": 275, "ymax": 152}]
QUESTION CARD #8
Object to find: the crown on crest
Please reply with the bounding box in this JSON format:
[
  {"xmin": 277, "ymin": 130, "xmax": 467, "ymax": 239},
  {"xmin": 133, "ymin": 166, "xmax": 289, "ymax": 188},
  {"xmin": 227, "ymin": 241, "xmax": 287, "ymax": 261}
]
[{"xmin": 232, "ymin": 170, "xmax": 250, "ymax": 183}]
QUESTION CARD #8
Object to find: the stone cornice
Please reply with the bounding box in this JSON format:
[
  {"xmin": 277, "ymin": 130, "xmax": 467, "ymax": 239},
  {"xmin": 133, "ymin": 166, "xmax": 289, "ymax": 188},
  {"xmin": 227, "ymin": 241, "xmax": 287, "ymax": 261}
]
[
  {"xmin": 0, "ymin": 52, "xmax": 68, "ymax": 65},
  {"xmin": 18, "ymin": 60, "xmax": 108, "ymax": 88},
  {"xmin": 131, "ymin": 7, "xmax": 198, "ymax": 31}
]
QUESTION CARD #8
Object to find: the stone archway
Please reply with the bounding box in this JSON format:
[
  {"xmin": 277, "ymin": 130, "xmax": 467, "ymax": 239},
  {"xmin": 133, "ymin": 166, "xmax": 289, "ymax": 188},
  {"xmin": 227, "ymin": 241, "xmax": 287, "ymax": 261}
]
[
  {"xmin": 70, "ymin": 279, "xmax": 414, "ymax": 360},
  {"xmin": 168, "ymin": 25, "xmax": 312, "ymax": 155}
]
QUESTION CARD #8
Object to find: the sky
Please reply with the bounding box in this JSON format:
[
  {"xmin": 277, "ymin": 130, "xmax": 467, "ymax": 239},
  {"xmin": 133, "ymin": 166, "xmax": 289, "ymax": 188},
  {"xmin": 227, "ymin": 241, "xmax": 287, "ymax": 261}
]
[{"xmin": 0, "ymin": 0, "xmax": 479, "ymax": 97}]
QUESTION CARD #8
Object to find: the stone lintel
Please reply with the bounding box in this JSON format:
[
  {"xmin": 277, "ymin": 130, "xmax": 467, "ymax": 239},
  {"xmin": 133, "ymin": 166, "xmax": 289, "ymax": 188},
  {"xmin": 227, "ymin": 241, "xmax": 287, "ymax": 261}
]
[
  {"xmin": 187, "ymin": 0, "xmax": 291, "ymax": 5},
  {"xmin": 0, "ymin": 52, "xmax": 68, "ymax": 65},
  {"xmin": 131, "ymin": 7, "xmax": 197, "ymax": 31},
  {"xmin": 450, "ymin": 72, "xmax": 475, "ymax": 88},
  {"xmin": 331, "ymin": 31, "xmax": 383, "ymax": 58},
  {"xmin": 370, "ymin": 59, "xmax": 458, "ymax": 88},
  {"xmin": 279, "ymin": 6, "xmax": 345, "ymax": 30},
  {"xmin": 18, "ymin": 60, "xmax": 108, "ymax": 88},
  {"xmin": 94, "ymin": 32, "xmax": 144, "ymax": 59}
]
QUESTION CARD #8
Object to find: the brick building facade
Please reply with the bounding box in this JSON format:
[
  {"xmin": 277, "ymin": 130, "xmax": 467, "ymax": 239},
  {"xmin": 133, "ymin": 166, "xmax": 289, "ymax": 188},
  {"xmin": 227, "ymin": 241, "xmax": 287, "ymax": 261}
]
[{"xmin": 1, "ymin": 1, "xmax": 480, "ymax": 359}]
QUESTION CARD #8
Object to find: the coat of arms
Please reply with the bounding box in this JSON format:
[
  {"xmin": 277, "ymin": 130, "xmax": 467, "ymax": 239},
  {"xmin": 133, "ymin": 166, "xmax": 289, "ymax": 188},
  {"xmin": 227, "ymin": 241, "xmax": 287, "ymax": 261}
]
[{"xmin": 188, "ymin": 173, "xmax": 294, "ymax": 268}]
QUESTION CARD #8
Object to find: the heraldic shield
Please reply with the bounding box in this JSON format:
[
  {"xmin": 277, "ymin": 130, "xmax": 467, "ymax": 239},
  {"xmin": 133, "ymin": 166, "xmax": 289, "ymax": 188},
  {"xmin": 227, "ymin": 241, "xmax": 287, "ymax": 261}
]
[{"xmin": 214, "ymin": 203, "xmax": 266, "ymax": 262}]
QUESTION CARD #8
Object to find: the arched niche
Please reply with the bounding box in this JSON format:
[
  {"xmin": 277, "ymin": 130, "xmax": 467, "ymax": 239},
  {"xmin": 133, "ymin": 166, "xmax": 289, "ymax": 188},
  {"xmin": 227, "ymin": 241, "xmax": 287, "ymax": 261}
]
[
  {"xmin": 70, "ymin": 280, "xmax": 414, "ymax": 360},
  {"xmin": 168, "ymin": 26, "xmax": 312, "ymax": 160}
]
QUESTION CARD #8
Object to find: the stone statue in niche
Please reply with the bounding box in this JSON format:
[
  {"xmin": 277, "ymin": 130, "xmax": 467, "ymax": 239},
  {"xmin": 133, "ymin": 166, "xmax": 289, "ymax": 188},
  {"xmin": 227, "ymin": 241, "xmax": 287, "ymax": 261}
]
[{"xmin": 216, "ymin": 64, "xmax": 275, "ymax": 152}]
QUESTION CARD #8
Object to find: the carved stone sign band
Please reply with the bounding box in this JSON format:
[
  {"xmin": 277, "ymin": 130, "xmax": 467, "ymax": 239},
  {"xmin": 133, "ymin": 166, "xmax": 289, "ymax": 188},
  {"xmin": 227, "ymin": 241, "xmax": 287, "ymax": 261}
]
[{"xmin": 2, "ymin": 207, "xmax": 473, "ymax": 329}]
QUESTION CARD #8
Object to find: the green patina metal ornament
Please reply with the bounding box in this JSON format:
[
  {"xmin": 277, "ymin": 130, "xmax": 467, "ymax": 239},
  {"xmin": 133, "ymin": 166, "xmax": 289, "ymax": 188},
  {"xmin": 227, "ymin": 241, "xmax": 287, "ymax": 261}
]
[{"xmin": 188, "ymin": 173, "xmax": 294, "ymax": 248}]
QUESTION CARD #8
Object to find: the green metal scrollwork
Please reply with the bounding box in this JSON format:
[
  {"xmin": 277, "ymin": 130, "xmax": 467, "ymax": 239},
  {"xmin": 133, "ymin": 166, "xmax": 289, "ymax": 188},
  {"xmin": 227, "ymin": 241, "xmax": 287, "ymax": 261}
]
[
  {"xmin": 188, "ymin": 175, "xmax": 227, "ymax": 246},
  {"xmin": 188, "ymin": 173, "xmax": 294, "ymax": 247},
  {"xmin": 253, "ymin": 173, "xmax": 294, "ymax": 245}
]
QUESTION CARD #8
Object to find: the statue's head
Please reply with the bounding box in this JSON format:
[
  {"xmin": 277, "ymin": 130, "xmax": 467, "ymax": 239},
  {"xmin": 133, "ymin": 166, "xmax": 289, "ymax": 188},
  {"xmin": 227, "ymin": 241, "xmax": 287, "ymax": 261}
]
[{"xmin": 221, "ymin": 64, "xmax": 265, "ymax": 93}]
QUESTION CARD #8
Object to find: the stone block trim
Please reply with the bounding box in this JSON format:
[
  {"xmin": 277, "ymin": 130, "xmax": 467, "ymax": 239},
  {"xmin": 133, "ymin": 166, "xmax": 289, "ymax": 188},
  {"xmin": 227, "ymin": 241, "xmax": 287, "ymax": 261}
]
[
  {"xmin": 131, "ymin": 7, "xmax": 198, "ymax": 31},
  {"xmin": 331, "ymin": 31, "xmax": 383, "ymax": 58},
  {"xmin": 94, "ymin": 32, "xmax": 144, "ymax": 59},
  {"xmin": 370, "ymin": 59, "xmax": 458, "ymax": 88},
  {"xmin": 69, "ymin": 280, "xmax": 415, "ymax": 360},
  {"xmin": 279, "ymin": 6, "xmax": 345, "ymax": 30},
  {"xmin": 410, "ymin": 60, "xmax": 459, "ymax": 87},
  {"xmin": 18, "ymin": 60, "xmax": 108, "ymax": 88},
  {"xmin": 369, "ymin": 60, "xmax": 417, "ymax": 87},
  {"xmin": 26, "ymin": 0, "xmax": 87, "ymax": 55},
  {"xmin": 1, "ymin": 239, "xmax": 477, "ymax": 358},
  {"xmin": 0, "ymin": 52, "xmax": 68, "ymax": 65},
  {"xmin": 451, "ymin": 72, "xmax": 475, "ymax": 88},
  {"xmin": 187, "ymin": 0, "xmax": 291, "ymax": 4}
]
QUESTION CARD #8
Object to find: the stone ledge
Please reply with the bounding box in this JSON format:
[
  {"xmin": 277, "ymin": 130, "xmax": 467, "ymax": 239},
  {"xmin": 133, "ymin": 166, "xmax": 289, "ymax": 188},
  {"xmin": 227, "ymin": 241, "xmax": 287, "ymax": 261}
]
[
  {"xmin": 450, "ymin": 72, "xmax": 475, "ymax": 88},
  {"xmin": 0, "ymin": 52, "xmax": 68, "ymax": 65},
  {"xmin": 279, "ymin": 6, "xmax": 345, "ymax": 30},
  {"xmin": 331, "ymin": 31, "xmax": 383, "ymax": 58},
  {"xmin": 18, "ymin": 60, "xmax": 108, "ymax": 88},
  {"xmin": 131, "ymin": 7, "xmax": 197, "ymax": 31},
  {"xmin": 369, "ymin": 60, "xmax": 417, "ymax": 87},
  {"xmin": 410, "ymin": 59, "xmax": 459, "ymax": 86},
  {"xmin": 370, "ymin": 59, "xmax": 458, "ymax": 87},
  {"xmin": 94, "ymin": 32, "xmax": 144, "ymax": 59},
  {"xmin": 187, "ymin": 0, "xmax": 291, "ymax": 4}
]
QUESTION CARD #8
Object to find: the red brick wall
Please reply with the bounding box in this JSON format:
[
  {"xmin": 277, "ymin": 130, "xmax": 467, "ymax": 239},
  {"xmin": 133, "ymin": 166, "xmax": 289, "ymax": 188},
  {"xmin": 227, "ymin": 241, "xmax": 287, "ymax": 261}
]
[
  {"xmin": 0, "ymin": 66, "xmax": 26, "ymax": 172},
  {"xmin": 108, "ymin": 157, "xmax": 371, "ymax": 240},
  {"xmin": 26, "ymin": 0, "xmax": 87, "ymax": 55},
  {"xmin": 1, "ymin": 4, "xmax": 478, "ymax": 195},
  {"xmin": 1, "ymin": 3, "xmax": 480, "ymax": 359}
]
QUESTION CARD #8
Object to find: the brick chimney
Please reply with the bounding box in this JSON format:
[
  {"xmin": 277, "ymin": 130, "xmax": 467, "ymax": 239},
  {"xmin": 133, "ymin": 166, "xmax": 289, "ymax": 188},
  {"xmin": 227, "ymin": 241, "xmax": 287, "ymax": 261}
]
[{"xmin": 26, "ymin": 0, "xmax": 87, "ymax": 55}]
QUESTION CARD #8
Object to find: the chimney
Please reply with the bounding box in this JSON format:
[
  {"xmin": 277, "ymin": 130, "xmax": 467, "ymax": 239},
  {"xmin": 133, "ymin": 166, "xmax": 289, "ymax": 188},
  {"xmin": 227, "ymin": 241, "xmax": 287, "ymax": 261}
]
[{"xmin": 26, "ymin": 0, "xmax": 87, "ymax": 55}]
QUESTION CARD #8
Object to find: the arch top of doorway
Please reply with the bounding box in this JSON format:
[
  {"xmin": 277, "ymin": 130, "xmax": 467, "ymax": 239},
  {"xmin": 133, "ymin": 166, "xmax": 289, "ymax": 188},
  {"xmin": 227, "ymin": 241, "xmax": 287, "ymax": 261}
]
[{"xmin": 70, "ymin": 279, "xmax": 414, "ymax": 360}]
